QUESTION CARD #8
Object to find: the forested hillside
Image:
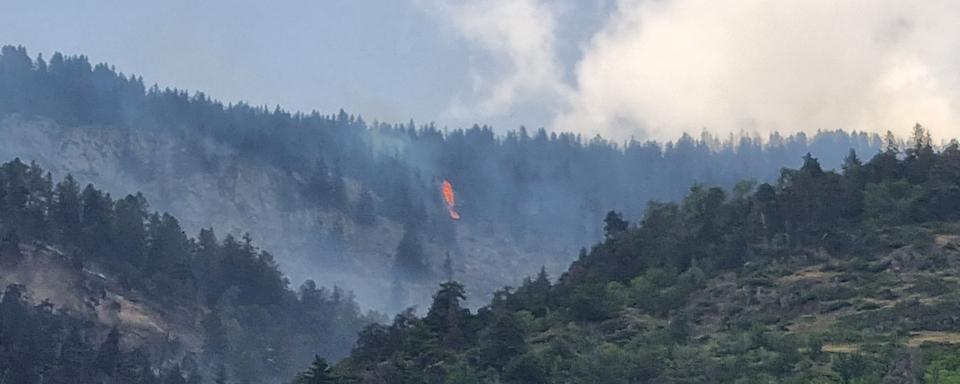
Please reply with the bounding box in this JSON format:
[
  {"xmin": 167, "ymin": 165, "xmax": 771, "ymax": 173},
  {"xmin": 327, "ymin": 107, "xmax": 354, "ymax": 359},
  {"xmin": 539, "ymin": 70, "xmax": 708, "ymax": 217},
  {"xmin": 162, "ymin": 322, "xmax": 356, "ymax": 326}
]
[
  {"xmin": 0, "ymin": 45, "xmax": 886, "ymax": 311},
  {"xmin": 325, "ymin": 126, "xmax": 960, "ymax": 383},
  {"xmin": 0, "ymin": 159, "xmax": 377, "ymax": 383}
]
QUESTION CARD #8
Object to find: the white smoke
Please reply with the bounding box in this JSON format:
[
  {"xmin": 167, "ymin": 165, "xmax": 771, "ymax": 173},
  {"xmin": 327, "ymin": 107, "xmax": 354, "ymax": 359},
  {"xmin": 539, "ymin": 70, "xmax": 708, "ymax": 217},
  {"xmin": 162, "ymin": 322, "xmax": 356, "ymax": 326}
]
[
  {"xmin": 416, "ymin": 0, "xmax": 572, "ymax": 121},
  {"xmin": 425, "ymin": 0, "xmax": 960, "ymax": 141},
  {"xmin": 557, "ymin": 0, "xmax": 960, "ymax": 141}
]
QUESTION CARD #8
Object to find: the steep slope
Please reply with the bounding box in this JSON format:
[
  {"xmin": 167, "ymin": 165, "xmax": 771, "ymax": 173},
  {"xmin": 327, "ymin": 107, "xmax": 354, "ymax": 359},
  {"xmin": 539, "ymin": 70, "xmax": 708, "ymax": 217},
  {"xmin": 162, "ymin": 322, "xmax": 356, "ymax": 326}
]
[
  {"xmin": 0, "ymin": 115, "xmax": 578, "ymax": 312},
  {"xmin": 329, "ymin": 129, "xmax": 960, "ymax": 383},
  {"xmin": 0, "ymin": 46, "xmax": 885, "ymax": 313},
  {"xmin": 0, "ymin": 242, "xmax": 205, "ymax": 361},
  {"xmin": 0, "ymin": 159, "xmax": 375, "ymax": 384}
]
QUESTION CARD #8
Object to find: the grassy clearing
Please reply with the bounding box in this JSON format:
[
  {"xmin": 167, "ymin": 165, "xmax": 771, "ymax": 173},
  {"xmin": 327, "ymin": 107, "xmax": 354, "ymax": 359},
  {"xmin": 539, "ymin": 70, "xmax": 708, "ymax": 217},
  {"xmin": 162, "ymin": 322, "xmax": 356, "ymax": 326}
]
[
  {"xmin": 822, "ymin": 343, "xmax": 860, "ymax": 354},
  {"xmin": 907, "ymin": 331, "xmax": 960, "ymax": 348}
]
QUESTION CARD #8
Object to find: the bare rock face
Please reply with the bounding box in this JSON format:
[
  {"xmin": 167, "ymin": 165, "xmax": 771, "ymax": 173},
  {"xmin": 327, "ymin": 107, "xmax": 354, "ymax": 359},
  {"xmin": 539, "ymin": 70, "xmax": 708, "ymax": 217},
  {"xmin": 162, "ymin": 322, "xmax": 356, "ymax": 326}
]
[
  {"xmin": 0, "ymin": 116, "xmax": 575, "ymax": 312},
  {"xmin": 0, "ymin": 242, "xmax": 204, "ymax": 364}
]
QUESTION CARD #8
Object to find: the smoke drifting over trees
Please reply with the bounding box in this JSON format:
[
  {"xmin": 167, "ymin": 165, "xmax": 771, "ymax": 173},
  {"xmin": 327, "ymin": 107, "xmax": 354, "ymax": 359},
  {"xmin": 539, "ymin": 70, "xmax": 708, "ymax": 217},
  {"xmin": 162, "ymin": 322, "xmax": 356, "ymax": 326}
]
[
  {"xmin": 4, "ymin": 1, "xmax": 960, "ymax": 381},
  {"xmin": 0, "ymin": 158, "xmax": 377, "ymax": 383},
  {"xmin": 0, "ymin": 45, "xmax": 897, "ymax": 312}
]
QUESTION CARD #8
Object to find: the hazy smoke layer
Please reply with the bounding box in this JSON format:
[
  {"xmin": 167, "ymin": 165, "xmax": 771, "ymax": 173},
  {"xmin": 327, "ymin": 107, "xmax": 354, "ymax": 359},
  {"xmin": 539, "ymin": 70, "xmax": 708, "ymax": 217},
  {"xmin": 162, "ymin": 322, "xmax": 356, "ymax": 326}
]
[
  {"xmin": 419, "ymin": 0, "xmax": 571, "ymax": 120},
  {"xmin": 429, "ymin": 0, "xmax": 960, "ymax": 141}
]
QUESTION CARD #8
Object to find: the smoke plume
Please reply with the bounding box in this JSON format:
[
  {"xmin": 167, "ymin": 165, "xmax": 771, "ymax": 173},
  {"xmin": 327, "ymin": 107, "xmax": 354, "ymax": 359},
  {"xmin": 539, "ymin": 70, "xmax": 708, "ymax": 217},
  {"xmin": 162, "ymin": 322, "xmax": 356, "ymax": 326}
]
[{"xmin": 428, "ymin": 0, "xmax": 960, "ymax": 141}]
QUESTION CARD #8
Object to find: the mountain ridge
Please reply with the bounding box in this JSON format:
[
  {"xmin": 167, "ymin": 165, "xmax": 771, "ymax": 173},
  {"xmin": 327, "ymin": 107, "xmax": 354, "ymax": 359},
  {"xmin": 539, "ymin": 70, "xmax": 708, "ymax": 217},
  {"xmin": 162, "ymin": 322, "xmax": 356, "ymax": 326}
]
[
  {"xmin": 325, "ymin": 128, "xmax": 960, "ymax": 383},
  {"xmin": 0, "ymin": 45, "xmax": 888, "ymax": 313}
]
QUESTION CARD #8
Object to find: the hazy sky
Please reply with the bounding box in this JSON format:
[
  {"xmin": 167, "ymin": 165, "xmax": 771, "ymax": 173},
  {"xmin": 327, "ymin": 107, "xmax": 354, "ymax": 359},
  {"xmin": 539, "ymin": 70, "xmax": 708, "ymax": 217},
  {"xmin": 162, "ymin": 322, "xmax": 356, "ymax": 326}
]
[{"xmin": 3, "ymin": 1, "xmax": 960, "ymax": 141}]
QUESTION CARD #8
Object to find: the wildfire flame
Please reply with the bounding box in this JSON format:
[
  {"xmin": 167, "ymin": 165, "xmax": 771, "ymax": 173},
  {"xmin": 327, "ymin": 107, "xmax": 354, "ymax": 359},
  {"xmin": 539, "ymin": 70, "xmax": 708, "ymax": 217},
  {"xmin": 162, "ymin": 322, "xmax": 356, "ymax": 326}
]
[{"xmin": 442, "ymin": 179, "xmax": 461, "ymax": 220}]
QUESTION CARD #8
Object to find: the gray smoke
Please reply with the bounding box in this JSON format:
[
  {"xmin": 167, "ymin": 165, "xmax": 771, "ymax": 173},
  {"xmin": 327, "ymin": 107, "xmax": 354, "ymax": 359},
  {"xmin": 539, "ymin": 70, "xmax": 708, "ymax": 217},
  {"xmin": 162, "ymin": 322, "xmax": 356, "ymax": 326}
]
[{"xmin": 427, "ymin": 0, "xmax": 960, "ymax": 141}]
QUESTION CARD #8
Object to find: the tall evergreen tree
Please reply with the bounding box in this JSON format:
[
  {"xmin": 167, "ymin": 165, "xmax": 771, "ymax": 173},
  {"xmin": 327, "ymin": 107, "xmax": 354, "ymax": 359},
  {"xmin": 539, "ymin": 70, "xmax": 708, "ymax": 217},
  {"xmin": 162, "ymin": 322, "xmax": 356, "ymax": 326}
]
[
  {"xmin": 352, "ymin": 186, "xmax": 377, "ymax": 226},
  {"xmin": 393, "ymin": 226, "xmax": 429, "ymax": 281},
  {"xmin": 292, "ymin": 356, "xmax": 340, "ymax": 384},
  {"xmin": 424, "ymin": 281, "xmax": 470, "ymax": 349},
  {"xmin": 330, "ymin": 158, "xmax": 348, "ymax": 209},
  {"xmin": 603, "ymin": 210, "xmax": 629, "ymax": 239},
  {"xmin": 113, "ymin": 193, "xmax": 148, "ymax": 271},
  {"xmin": 476, "ymin": 313, "xmax": 527, "ymax": 371},
  {"xmin": 51, "ymin": 174, "xmax": 82, "ymax": 245},
  {"xmin": 80, "ymin": 184, "xmax": 114, "ymax": 259},
  {"xmin": 0, "ymin": 229, "xmax": 22, "ymax": 265}
]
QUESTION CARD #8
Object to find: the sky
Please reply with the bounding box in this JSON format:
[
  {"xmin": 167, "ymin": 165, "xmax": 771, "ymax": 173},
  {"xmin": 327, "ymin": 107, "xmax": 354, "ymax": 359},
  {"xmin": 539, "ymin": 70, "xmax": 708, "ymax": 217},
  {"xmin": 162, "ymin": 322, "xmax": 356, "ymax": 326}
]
[{"xmin": 3, "ymin": 0, "xmax": 960, "ymax": 141}]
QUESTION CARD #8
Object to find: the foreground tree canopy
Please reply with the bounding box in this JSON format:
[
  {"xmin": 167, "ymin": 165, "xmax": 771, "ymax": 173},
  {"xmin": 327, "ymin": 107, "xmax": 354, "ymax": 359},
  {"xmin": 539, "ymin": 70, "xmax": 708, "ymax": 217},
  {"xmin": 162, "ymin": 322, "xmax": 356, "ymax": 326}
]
[
  {"xmin": 0, "ymin": 158, "xmax": 377, "ymax": 383},
  {"xmin": 325, "ymin": 126, "xmax": 960, "ymax": 383}
]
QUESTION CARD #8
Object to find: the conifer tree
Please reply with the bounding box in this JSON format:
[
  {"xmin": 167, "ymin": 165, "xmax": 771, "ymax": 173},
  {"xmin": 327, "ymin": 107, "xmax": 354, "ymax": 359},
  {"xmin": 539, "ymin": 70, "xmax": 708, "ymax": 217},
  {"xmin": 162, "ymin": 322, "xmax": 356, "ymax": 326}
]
[
  {"xmin": 603, "ymin": 210, "xmax": 628, "ymax": 239},
  {"xmin": 424, "ymin": 281, "xmax": 469, "ymax": 349},
  {"xmin": 476, "ymin": 313, "xmax": 526, "ymax": 371},
  {"xmin": 330, "ymin": 158, "xmax": 348, "ymax": 209},
  {"xmin": 393, "ymin": 226, "xmax": 429, "ymax": 281},
  {"xmin": 292, "ymin": 356, "xmax": 340, "ymax": 384},
  {"xmin": 0, "ymin": 229, "xmax": 22, "ymax": 265},
  {"xmin": 51, "ymin": 174, "xmax": 82, "ymax": 245},
  {"xmin": 352, "ymin": 187, "xmax": 377, "ymax": 226}
]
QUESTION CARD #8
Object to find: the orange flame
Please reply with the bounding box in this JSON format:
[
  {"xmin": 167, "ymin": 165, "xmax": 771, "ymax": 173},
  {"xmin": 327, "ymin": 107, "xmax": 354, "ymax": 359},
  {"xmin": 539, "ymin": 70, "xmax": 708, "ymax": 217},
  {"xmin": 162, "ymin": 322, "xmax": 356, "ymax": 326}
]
[{"xmin": 442, "ymin": 180, "xmax": 461, "ymax": 220}]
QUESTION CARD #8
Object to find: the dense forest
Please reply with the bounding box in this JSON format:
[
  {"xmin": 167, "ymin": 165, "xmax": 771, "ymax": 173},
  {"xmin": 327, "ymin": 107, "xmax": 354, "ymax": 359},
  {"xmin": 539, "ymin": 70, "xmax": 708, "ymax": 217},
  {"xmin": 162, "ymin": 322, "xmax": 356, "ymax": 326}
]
[
  {"xmin": 8, "ymin": 44, "xmax": 960, "ymax": 383},
  {"xmin": 0, "ymin": 45, "xmax": 890, "ymax": 311},
  {"xmin": 323, "ymin": 126, "xmax": 960, "ymax": 383},
  {"xmin": 0, "ymin": 159, "xmax": 378, "ymax": 383}
]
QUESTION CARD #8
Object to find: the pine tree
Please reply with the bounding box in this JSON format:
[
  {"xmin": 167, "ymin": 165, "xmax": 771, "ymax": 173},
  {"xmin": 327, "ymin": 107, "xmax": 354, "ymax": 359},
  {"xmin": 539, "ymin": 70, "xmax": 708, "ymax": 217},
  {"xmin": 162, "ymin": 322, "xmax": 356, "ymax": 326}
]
[
  {"xmin": 113, "ymin": 193, "xmax": 148, "ymax": 271},
  {"xmin": 476, "ymin": 313, "xmax": 527, "ymax": 371},
  {"xmin": 21, "ymin": 161, "xmax": 51, "ymax": 240},
  {"xmin": 306, "ymin": 160, "xmax": 332, "ymax": 206},
  {"xmin": 842, "ymin": 149, "xmax": 862, "ymax": 173},
  {"xmin": 292, "ymin": 356, "xmax": 340, "ymax": 384},
  {"xmin": 424, "ymin": 281, "xmax": 469, "ymax": 349},
  {"xmin": 146, "ymin": 213, "xmax": 194, "ymax": 296},
  {"xmin": 523, "ymin": 267, "xmax": 551, "ymax": 316},
  {"xmin": 51, "ymin": 174, "xmax": 82, "ymax": 245},
  {"xmin": 330, "ymin": 158, "xmax": 348, "ymax": 209},
  {"xmin": 0, "ymin": 229, "xmax": 22, "ymax": 265},
  {"xmin": 352, "ymin": 187, "xmax": 377, "ymax": 226},
  {"xmin": 910, "ymin": 122, "xmax": 932, "ymax": 151},
  {"xmin": 393, "ymin": 226, "xmax": 429, "ymax": 281},
  {"xmin": 603, "ymin": 210, "xmax": 628, "ymax": 239},
  {"xmin": 799, "ymin": 153, "xmax": 824, "ymax": 176},
  {"xmin": 79, "ymin": 184, "xmax": 114, "ymax": 259},
  {"xmin": 884, "ymin": 130, "xmax": 900, "ymax": 154}
]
